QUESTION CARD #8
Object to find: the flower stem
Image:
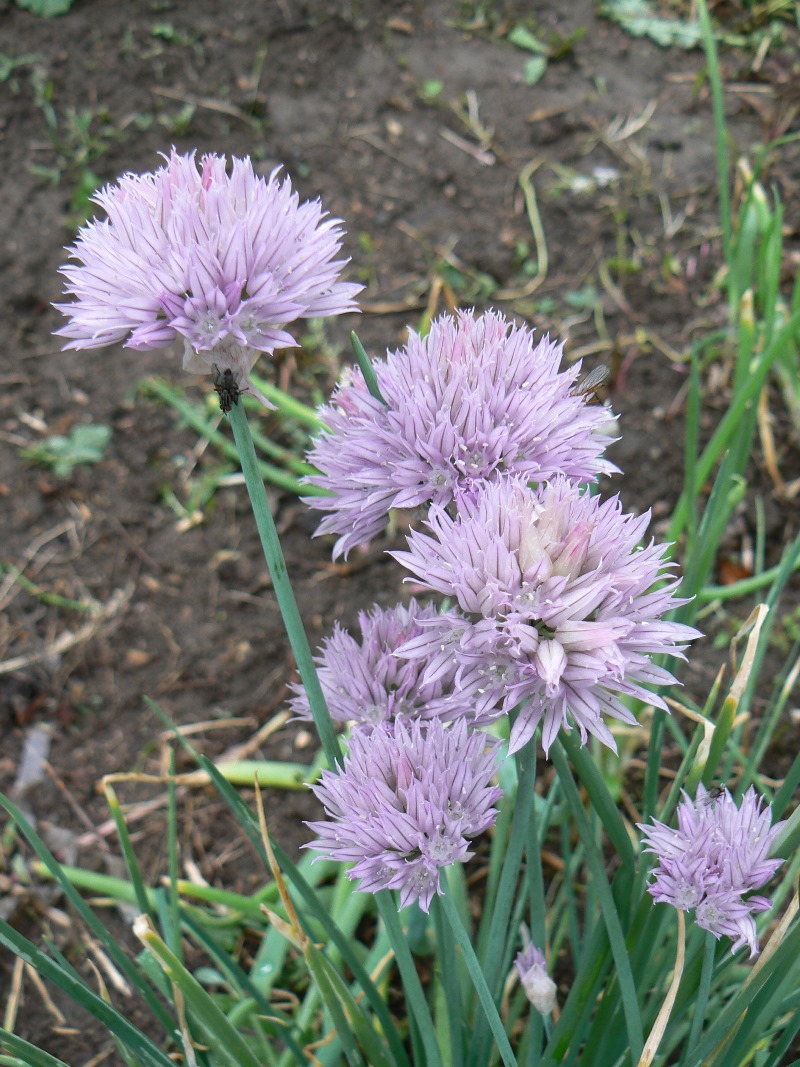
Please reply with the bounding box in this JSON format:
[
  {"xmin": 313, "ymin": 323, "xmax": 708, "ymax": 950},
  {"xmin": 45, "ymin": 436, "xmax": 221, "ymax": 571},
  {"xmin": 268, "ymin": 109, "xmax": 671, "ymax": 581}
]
[
  {"xmin": 440, "ymin": 890, "xmax": 518, "ymax": 1067},
  {"xmin": 377, "ymin": 893, "xmax": 445, "ymax": 1067},
  {"xmin": 682, "ymin": 928, "xmax": 714, "ymax": 1060},
  {"xmin": 228, "ymin": 400, "xmax": 341, "ymax": 769}
]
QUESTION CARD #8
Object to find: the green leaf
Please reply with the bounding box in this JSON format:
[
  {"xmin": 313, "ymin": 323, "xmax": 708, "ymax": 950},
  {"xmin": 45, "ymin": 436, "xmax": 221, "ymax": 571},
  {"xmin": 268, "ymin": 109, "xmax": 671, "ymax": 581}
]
[
  {"xmin": 507, "ymin": 25, "xmax": 549, "ymax": 54},
  {"xmin": 0, "ymin": 1029, "xmax": 70, "ymax": 1067},
  {"xmin": 524, "ymin": 56, "xmax": 548, "ymax": 86},
  {"xmin": 14, "ymin": 0, "xmax": 73, "ymax": 15},
  {"xmin": 0, "ymin": 793, "xmax": 176, "ymax": 1037},
  {"xmin": 134, "ymin": 915, "xmax": 262, "ymax": 1067},
  {"xmin": 22, "ymin": 424, "xmax": 111, "ymax": 478},
  {"xmin": 0, "ymin": 920, "xmax": 174, "ymax": 1067},
  {"xmin": 600, "ymin": 0, "xmax": 704, "ymax": 49}
]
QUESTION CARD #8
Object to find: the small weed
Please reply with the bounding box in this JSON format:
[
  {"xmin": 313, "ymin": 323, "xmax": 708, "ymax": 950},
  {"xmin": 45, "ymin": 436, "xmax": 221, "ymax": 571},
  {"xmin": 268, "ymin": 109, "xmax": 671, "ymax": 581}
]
[
  {"xmin": 564, "ymin": 284, "xmax": 601, "ymax": 311},
  {"xmin": 148, "ymin": 20, "xmax": 204, "ymax": 61},
  {"xmin": 158, "ymin": 102, "xmax": 196, "ymax": 136},
  {"xmin": 418, "ymin": 79, "xmax": 444, "ymax": 104},
  {"xmin": 22, "ymin": 424, "xmax": 111, "ymax": 478},
  {"xmin": 28, "ymin": 65, "xmax": 118, "ymax": 191},
  {"xmin": 436, "ymin": 260, "xmax": 498, "ymax": 302},
  {"xmin": 13, "ymin": 0, "xmax": 72, "ymax": 15},
  {"xmin": 0, "ymin": 51, "xmax": 40, "ymax": 86}
]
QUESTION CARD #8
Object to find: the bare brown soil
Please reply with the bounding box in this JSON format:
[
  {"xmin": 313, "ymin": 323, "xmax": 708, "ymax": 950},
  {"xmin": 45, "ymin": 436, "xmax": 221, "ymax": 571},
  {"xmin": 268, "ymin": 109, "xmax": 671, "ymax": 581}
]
[{"xmin": 0, "ymin": 0, "xmax": 798, "ymax": 1060}]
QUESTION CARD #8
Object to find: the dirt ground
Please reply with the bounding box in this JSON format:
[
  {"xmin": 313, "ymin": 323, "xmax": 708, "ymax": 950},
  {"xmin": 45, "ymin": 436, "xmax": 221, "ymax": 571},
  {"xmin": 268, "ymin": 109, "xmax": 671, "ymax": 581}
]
[{"xmin": 0, "ymin": 0, "xmax": 798, "ymax": 1060}]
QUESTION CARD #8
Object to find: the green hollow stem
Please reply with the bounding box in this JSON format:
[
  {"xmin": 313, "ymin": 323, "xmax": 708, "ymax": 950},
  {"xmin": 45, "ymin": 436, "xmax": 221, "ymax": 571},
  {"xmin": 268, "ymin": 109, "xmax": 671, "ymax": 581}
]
[
  {"xmin": 143, "ymin": 377, "xmax": 325, "ymax": 495},
  {"xmin": 697, "ymin": 551, "xmax": 800, "ymax": 602},
  {"xmin": 227, "ymin": 400, "xmax": 341, "ymax": 770},
  {"xmin": 377, "ymin": 893, "xmax": 444, "ymax": 1067},
  {"xmin": 440, "ymin": 891, "xmax": 518, "ymax": 1067},
  {"xmin": 247, "ymin": 373, "xmax": 328, "ymax": 432},
  {"xmin": 683, "ymin": 932, "xmax": 716, "ymax": 1059}
]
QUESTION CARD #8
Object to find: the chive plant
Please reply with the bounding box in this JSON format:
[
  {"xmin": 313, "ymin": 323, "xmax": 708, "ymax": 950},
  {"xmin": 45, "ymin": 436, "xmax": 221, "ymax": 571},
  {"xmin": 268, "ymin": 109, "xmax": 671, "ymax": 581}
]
[{"xmin": 1, "ymin": 7, "xmax": 799, "ymax": 1062}]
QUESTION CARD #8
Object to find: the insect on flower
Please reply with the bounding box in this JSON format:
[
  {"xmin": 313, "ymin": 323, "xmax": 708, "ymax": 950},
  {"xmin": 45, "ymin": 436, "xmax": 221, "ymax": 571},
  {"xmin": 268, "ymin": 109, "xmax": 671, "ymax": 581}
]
[
  {"xmin": 212, "ymin": 364, "xmax": 242, "ymax": 414},
  {"xmin": 570, "ymin": 364, "xmax": 610, "ymax": 402},
  {"xmin": 698, "ymin": 784, "xmax": 727, "ymax": 808}
]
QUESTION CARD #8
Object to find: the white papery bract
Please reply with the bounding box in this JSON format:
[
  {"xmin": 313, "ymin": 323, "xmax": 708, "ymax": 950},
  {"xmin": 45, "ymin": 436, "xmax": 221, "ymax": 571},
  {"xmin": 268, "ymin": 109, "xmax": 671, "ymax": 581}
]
[
  {"xmin": 306, "ymin": 719, "xmax": 503, "ymax": 912},
  {"xmin": 393, "ymin": 476, "xmax": 700, "ymax": 755},
  {"xmin": 304, "ymin": 309, "xmax": 617, "ymax": 558},
  {"xmin": 515, "ymin": 931, "xmax": 557, "ymax": 1015},
  {"xmin": 56, "ymin": 149, "xmax": 361, "ymax": 397}
]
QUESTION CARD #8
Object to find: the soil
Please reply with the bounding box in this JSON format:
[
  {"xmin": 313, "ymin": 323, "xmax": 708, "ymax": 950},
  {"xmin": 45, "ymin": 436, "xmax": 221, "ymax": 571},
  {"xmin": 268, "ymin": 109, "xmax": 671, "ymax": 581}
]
[{"xmin": 0, "ymin": 0, "xmax": 798, "ymax": 1062}]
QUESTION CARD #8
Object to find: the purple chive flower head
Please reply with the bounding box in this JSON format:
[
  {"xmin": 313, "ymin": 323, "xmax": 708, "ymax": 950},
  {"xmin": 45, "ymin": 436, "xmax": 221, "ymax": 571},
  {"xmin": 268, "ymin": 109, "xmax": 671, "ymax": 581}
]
[
  {"xmin": 639, "ymin": 785, "xmax": 786, "ymax": 958},
  {"xmin": 515, "ymin": 928, "xmax": 557, "ymax": 1015},
  {"xmin": 304, "ymin": 309, "xmax": 618, "ymax": 559},
  {"xmin": 56, "ymin": 149, "xmax": 361, "ymax": 399},
  {"xmin": 289, "ymin": 599, "xmax": 464, "ymax": 726},
  {"xmin": 306, "ymin": 719, "xmax": 503, "ymax": 912},
  {"xmin": 393, "ymin": 476, "xmax": 700, "ymax": 755}
]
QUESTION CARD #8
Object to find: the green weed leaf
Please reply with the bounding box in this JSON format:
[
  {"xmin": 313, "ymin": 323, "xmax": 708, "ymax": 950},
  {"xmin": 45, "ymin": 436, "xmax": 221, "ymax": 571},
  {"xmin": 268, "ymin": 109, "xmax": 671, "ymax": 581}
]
[
  {"xmin": 22, "ymin": 423, "xmax": 111, "ymax": 478},
  {"xmin": 14, "ymin": 0, "xmax": 73, "ymax": 16}
]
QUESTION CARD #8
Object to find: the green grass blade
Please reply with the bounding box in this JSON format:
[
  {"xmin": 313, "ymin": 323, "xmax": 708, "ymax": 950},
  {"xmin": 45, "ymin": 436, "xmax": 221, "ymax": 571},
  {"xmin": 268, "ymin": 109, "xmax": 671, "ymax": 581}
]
[
  {"xmin": 134, "ymin": 914, "xmax": 262, "ymax": 1067},
  {"xmin": 773, "ymin": 746, "xmax": 800, "ymax": 821},
  {"xmin": 681, "ymin": 932, "xmax": 716, "ymax": 1058},
  {"xmin": 683, "ymin": 352, "xmax": 701, "ymax": 552},
  {"xmin": 0, "ymin": 793, "xmax": 175, "ymax": 1036},
  {"xmin": 668, "ymin": 307, "xmax": 800, "ymax": 544},
  {"xmin": 247, "ymin": 373, "xmax": 327, "ymax": 432},
  {"xmin": 708, "ymin": 952, "xmax": 800, "ymax": 1067},
  {"xmin": 696, "ymin": 0, "xmax": 730, "ymax": 260},
  {"xmin": 141, "ymin": 377, "xmax": 318, "ymax": 494},
  {"xmin": 760, "ymin": 1002, "xmax": 800, "ymax": 1067},
  {"xmin": 684, "ymin": 916, "xmax": 800, "ymax": 1065},
  {"xmin": 440, "ymin": 890, "xmax": 517, "ymax": 1067},
  {"xmin": 0, "ymin": 919, "xmax": 174, "ymax": 1067},
  {"xmin": 475, "ymin": 762, "xmax": 515, "ymax": 962},
  {"xmin": 166, "ymin": 750, "xmax": 182, "ymax": 962},
  {"xmin": 557, "ymin": 732, "xmax": 635, "ymax": 871},
  {"xmin": 541, "ymin": 921, "xmax": 613, "ymax": 1066},
  {"xmin": 550, "ymin": 745, "xmax": 643, "ymax": 1062},
  {"xmin": 351, "ymin": 331, "xmax": 385, "ymax": 403},
  {"xmin": 103, "ymin": 782, "xmax": 153, "ymax": 919},
  {"xmin": 0, "ymin": 1030, "xmax": 70, "ymax": 1067},
  {"xmin": 470, "ymin": 748, "xmax": 534, "ymax": 1067},
  {"xmin": 377, "ymin": 894, "xmax": 442, "ymax": 1067},
  {"xmin": 307, "ymin": 943, "xmax": 397, "ymax": 1067},
  {"xmin": 148, "ymin": 707, "xmax": 410, "ymax": 1067},
  {"xmin": 431, "ymin": 895, "xmax": 464, "ymax": 1066}
]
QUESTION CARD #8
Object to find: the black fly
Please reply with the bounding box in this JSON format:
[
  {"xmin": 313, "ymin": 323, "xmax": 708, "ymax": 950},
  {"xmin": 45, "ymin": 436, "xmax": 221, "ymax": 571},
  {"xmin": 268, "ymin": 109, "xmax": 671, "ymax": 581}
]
[
  {"xmin": 212, "ymin": 364, "xmax": 241, "ymax": 414},
  {"xmin": 699, "ymin": 784, "xmax": 727, "ymax": 808}
]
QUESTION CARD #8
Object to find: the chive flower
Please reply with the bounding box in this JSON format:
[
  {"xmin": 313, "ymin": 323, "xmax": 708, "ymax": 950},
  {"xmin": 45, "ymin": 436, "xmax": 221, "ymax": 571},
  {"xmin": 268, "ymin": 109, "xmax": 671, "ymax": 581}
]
[
  {"xmin": 639, "ymin": 785, "xmax": 786, "ymax": 957},
  {"xmin": 56, "ymin": 149, "xmax": 361, "ymax": 399},
  {"xmin": 304, "ymin": 309, "xmax": 617, "ymax": 558},
  {"xmin": 393, "ymin": 476, "xmax": 700, "ymax": 755},
  {"xmin": 306, "ymin": 719, "xmax": 503, "ymax": 912}
]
